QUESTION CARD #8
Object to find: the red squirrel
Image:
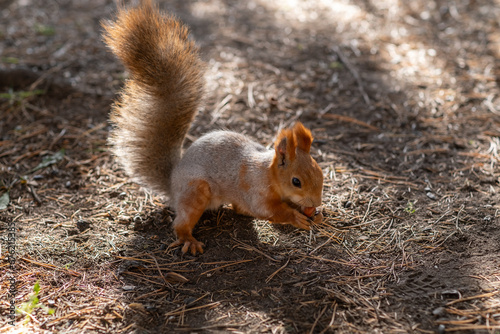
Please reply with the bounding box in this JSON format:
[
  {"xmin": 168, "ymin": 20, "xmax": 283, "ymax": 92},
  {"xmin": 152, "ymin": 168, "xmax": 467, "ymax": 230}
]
[{"xmin": 102, "ymin": 1, "xmax": 324, "ymax": 255}]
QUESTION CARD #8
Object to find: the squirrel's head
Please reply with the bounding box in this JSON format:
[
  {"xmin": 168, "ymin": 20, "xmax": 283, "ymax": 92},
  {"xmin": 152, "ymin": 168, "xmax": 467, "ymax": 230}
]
[{"xmin": 271, "ymin": 122, "xmax": 323, "ymax": 217}]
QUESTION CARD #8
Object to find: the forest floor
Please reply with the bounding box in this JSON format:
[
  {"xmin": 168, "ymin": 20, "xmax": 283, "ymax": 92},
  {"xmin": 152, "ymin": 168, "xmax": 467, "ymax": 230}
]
[{"xmin": 1, "ymin": 0, "xmax": 499, "ymax": 333}]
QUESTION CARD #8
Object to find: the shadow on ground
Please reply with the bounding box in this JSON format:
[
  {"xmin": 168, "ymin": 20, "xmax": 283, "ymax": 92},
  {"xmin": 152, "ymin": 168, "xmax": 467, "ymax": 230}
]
[{"xmin": 0, "ymin": 0, "xmax": 499, "ymax": 333}]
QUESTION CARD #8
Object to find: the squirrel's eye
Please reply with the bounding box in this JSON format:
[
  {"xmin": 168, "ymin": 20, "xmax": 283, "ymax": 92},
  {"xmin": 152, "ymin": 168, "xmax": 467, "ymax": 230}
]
[{"xmin": 292, "ymin": 177, "xmax": 301, "ymax": 188}]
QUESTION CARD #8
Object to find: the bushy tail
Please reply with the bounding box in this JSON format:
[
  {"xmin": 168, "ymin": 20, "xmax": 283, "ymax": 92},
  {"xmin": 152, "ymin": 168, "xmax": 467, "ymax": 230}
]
[{"xmin": 102, "ymin": 0, "xmax": 204, "ymax": 196}]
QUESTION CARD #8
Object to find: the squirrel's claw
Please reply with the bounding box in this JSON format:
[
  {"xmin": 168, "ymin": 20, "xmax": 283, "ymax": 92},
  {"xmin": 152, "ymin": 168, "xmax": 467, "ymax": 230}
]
[
  {"xmin": 291, "ymin": 210, "xmax": 312, "ymax": 230},
  {"xmin": 169, "ymin": 238, "xmax": 205, "ymax": 255},
  {"xmin": 290, "ymin": 208, "xmax": 323, "ymax": 230},
  {"xmin": 313, "ymin": 210, "xmax": 324, "ymax": 224},
  {"xmin": 186, "ymin": 240, "xmax": 204, "ymax": 255}
]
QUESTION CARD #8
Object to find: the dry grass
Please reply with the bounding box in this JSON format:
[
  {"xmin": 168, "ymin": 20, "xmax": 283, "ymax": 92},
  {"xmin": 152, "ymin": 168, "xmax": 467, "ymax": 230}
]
[{"xmin": 1, "ymin": 0, "xmax": 500, "ymax": 333}]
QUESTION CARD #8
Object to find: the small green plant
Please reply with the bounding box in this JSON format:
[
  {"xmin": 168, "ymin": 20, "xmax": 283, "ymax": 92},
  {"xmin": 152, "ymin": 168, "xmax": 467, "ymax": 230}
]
[
  {"xmin": 0, "ymin": 88, "xmax": 45, "ymax": 103},
  {"xmin": 34, "ymin": 24, "xmax": 55, "ymax": 36},
  {"xmin": 30, "ymin": 149, "xmax": 65, "ymax": 173},
  {"xmin": 63, "ymin": 262, "xmax": 74, "ymax": 270},
  {"xmin": 405, "ymin": 201, "xmax": 416, "ymax": 214},
  {"xmin": 1, "ymin": 56, "xmax": 19, "ymax": 64},
  {"xmin": 17, "ymin": 281, "xmax": 55, "ymax": 323},
  {"xmin": 329, "ymin": 61, "xmax": 343, "ymax": 69}
]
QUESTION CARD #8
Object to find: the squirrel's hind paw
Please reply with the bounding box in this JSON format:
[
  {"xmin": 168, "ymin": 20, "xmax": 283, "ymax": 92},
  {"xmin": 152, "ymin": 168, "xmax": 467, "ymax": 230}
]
[{"xmin": 169, "ymin": 238, "xmax": 205, "ymax": 255}]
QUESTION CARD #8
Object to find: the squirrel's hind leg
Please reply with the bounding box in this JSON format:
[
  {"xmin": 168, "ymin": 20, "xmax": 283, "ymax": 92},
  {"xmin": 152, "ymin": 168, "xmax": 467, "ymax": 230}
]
[{"xmin": 169, "ymin": 180, "xmax": 211, "ymax": 255}]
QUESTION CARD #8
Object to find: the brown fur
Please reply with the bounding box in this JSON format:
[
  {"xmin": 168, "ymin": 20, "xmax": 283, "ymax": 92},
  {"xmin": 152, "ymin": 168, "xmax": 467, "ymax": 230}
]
[
  {"xmin": 102, "ymin": 0, "xmax": 204, "ymax": 196},
  {"xmin": 169, "ymin": 179, "xmax": 210, "ymax": 254},
  {"xmin": 292, "ymin": 122, "xmax": 313, "ymax": 153}
]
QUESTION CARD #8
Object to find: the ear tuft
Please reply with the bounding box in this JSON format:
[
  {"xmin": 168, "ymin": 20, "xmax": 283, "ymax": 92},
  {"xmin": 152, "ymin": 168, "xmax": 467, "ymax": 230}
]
[{"xmin": 292, "ymin": 122, "xmax": 313, "ymax": 153}]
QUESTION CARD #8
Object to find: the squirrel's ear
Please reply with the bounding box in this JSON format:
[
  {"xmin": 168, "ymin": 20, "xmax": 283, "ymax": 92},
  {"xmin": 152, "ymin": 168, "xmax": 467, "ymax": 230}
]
[
  {"xmin": 292, "ymin": 122, "xmax": 313, "ymax": 153},
  {"xmin": 276, "ymin": 136, "xmax": 287, "ymax": 157},
  {"xmin": 275, "ymin": 128, "xmax": 296, "ymax": 165}
]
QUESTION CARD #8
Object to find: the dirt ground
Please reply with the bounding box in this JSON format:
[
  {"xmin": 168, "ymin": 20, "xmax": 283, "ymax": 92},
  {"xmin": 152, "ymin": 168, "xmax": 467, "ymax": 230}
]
[{"xmin": 1, "ymin": 0, "xmax": 499, "ymax": 333}]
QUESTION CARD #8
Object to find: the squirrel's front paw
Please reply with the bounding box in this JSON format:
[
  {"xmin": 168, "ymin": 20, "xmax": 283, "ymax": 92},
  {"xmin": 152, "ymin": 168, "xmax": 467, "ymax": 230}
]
[
  {"xmin": 291, "ymin": 209, "xmax": 312, "ymax": 230},
  {"xmin": 313, "ymin": 210, "xmax": 323, "ymax": 224},
  {"xmin": 169, "ymin": 237, "xmax": 204, "ymax": 255},
  {"xmin": 290, "ymin": 209, "xmax": 323, "ymax": 230}
]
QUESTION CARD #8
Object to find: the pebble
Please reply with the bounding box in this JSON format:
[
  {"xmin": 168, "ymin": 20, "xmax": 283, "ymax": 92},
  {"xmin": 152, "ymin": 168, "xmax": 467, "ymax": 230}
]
[
  {"xmin": 432, "ymin": 307, "xmax": 446, "ymax": 316},
  {"xmin": 426, "ymin": 192, "xmax": 437, "ymax": 200}
]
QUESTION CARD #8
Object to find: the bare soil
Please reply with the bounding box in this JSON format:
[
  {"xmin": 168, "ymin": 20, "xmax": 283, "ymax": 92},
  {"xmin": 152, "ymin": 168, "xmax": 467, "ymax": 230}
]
[{"xmin": 1, "ymin": 0, "xmax": 499, "ymax": 333}]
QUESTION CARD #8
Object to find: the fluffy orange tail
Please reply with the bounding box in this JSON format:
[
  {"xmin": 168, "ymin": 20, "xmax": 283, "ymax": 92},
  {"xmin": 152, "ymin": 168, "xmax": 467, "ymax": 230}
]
[{"xmin": 102, "ymin": 1, "xmax": 205, "ymax": 196}]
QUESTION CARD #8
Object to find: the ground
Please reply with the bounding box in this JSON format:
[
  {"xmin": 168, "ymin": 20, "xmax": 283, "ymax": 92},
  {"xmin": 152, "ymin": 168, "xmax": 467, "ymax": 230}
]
[{"xmin": 1, "ymin": 0, "xmax": 499, "ymax": 333}]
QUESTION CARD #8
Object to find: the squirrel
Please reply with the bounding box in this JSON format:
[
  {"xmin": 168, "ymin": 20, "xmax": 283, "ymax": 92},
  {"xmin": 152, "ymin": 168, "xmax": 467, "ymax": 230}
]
[{"xmin": 102, "ymin": 0, "xmax": 324, "ymax": 255}]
